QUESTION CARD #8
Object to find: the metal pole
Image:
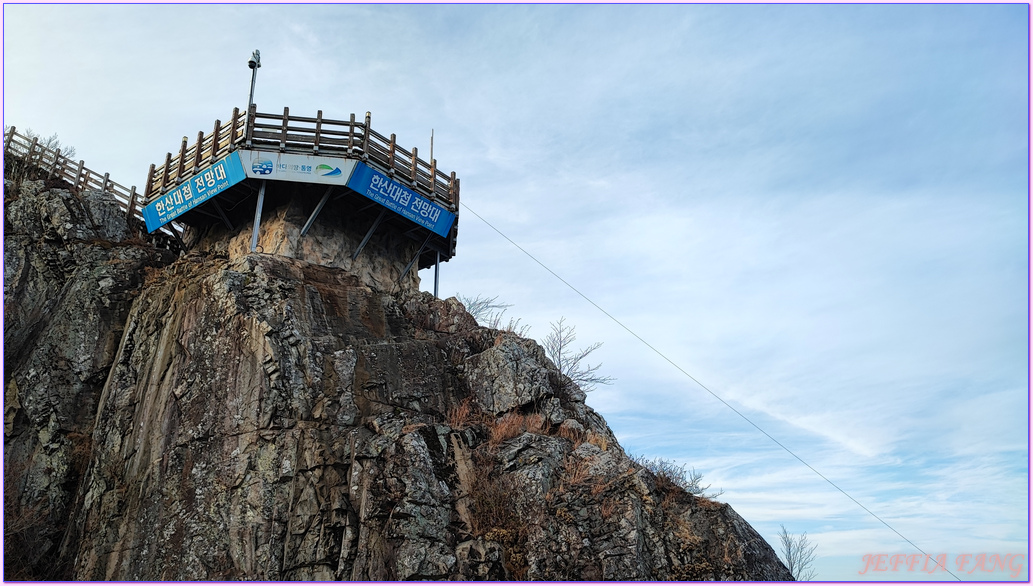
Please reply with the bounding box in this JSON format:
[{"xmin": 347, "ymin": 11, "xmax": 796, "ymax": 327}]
[
  {"xmin": 247, "ymin": 50, "xmax": 261, "ymax": 114},
  {"xmin": 248, "ymin": 68, "xmax": 258, "ymax": 113},
  {"xmin": 434, "ymin": 250, "xmax": 440, "ymax": 299},
  {"xmin": 300, "ymin": 186, "xmax": 333, "ymax": 236},
  {"xmin": 251, "ymin": 181, "xmax": 266, "ymax": 252}
]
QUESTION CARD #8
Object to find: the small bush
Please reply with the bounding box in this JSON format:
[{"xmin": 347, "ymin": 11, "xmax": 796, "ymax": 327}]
[
  {"xmin": 525, "ymin": 413, "xmax": 549, "ymax": 435},
  {"xmin": 556, "ymin": 423, "xmax": 585, "ymax": 446},
  {"xmin": 467, "ymin": 451, "xmax": 537, "ymax": 579},
  {"xmin": 586, "ymin": 431, "xmax": 608, "ymax": 451},
  {"xmin": 489, "ymin": 413, "xmax": 527, "ymax": 446},
  {"xmin": 632, "ymin": 456, "xmax": 723, "ymax": 499},
  {"xmin": 447, "ymin": 398, "xmax": 476, "ymax": 429}
]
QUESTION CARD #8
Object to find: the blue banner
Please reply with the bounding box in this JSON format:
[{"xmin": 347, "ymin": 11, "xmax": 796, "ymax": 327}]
[
  {"xmin": 143, "ymin": 151, "xmax": 247, "ymax": 232},
  {"xmin": 346, "ymin": 162, "xmax": 456, "ymax": 237}
]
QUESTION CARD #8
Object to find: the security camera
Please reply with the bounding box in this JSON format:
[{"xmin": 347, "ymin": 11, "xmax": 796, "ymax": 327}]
[{"xmin": 248, "ymin": 50, "xmax": 261, "ymax": 70}]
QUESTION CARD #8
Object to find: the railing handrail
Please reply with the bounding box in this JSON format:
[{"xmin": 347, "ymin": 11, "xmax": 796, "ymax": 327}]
[
  {"xmin": 144, "ymin": 106, "xmax": 460, "ymax": 211},
  {"xmin": 3, "ymin": 125, "xmax": 182, "ymax": 243}
]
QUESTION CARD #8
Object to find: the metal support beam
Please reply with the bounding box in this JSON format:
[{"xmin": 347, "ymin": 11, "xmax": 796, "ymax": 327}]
[
  {"xmin": 352, "ymin": 209, "xmax": 386, "ymax": 260},
  {"xmin": 301, "ymin": 186, "xmax": 334, "ymax": 236},
  {"xmin": 211, "ymin": 198, "xmax": 234, "ymax": 230},
  {"xmin": 399, "ymin": 232, "xmax": 432, "ymax": 282},
  {"xmin": 434, "ymin": 250, "xmax": 440, "ymax": 299},
  {"xmin": 251, "ymin": 180, "xmax": 266, "ymax": 252},
  {"xmin": 170, "ymin": 225, "xmax": 187, "ymax": 252}
]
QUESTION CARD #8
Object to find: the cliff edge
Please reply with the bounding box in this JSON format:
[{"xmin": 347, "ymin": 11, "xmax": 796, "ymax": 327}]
[{"xmin": 4, "ymin": 172, "xmax": 793, "ymax": 580}]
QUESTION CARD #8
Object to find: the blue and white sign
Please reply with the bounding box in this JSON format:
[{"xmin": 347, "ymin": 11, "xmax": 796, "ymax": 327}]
[
  {"xmin": 346, "ymin": 162, "xmax": 456, "ymax": 237},
  {"xmin": 143, "ymin": 151, "xmax": 247, "ymax": 232},
  {"xmin": 238, "ymin": 150, "xmax": 358, "ymax": 186}
]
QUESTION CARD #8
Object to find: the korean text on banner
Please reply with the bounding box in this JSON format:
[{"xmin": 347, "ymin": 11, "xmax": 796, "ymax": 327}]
[
  {"xmin": 346, "ymin": 163, "xmax": 456, "ymax": 237},
  {"xmin": 143, "ymin": 151, "xmax": 246, "ymax": 232}
]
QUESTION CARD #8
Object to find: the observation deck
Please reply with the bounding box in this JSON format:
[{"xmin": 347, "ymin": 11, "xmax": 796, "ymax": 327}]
[{"xmin": 142, "ymin": 106, "xmax": 460, "ymax": 277}]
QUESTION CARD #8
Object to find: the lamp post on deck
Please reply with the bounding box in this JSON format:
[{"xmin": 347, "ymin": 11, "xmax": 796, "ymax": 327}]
[
  {"xmin": 247, "ymin": 50, "xmax": 261, "ymax": 113},
  {"xmin": 247, "ymin": 49, "xmax": 264, "ymax": 253}
]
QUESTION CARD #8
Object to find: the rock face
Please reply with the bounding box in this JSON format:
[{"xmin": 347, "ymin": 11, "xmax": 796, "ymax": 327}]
[
  {"xmin": 3, "ymin": 178, "xmax": 177, "ymax": 578},
  {"xmin": 184, "ymin": 195, "xmax": 423, "ymax": 294},
  {"xmin": 4, "ymin": 172, "xmax": 793, "ymax": 581}
]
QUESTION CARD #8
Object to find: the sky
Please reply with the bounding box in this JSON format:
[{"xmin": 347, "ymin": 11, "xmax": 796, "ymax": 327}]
[{"xmin": 3, "ymin": 3, "xmax": 1029, "ymax": 581}]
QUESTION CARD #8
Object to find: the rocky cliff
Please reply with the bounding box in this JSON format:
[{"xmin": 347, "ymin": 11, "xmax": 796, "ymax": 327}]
[{"xmin": 4, "ymin": 171, "xmax": 793, "ymax": 581}]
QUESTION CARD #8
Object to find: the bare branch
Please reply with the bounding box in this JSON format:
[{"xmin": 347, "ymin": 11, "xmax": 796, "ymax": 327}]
[
  {"xmin": 778, "ymin": 524, "xmax": 818, "ymax": 581},
  {"xmin": 543, "ymin": 317, "xmax": 614, "ymax": 392},
  {"xmin": 456, "ymin": 294, "xmax": 531, "ymax": 336}
]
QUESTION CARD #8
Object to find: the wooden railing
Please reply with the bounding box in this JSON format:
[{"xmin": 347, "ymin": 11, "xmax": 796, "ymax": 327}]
[
  {"xmin": 3, "ymin": 126, "xmax": 182, "ymax": 242},
  {"xmin": 145, "ymin": 105, "xmax": 460, "ymax": 211}
]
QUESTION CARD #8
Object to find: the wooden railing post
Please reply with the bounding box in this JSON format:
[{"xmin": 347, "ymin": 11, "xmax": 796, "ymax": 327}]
[
  {"xmin": 144, "ymin": 164, "xmax": 156, "ymax": 201},
  {"xmin": 279, "ymin": 107, "xmax": 289, "ymax": 152},
  {"xmin": 246, "ymin": 103, "xmax": 256, "ymax": 148},
  {"xmin": 314, "ymin": 110, "xmax": 323, "ymax": 154},
  {"xmin": 3, "ymin": 125, "xmax": 14, "ymax": 153},
  {"xmin": 162, "ymin": 153, "xmax": 172, "ymax": 193},
  {"xmin": 176, "ymin": 137, "xmax": 188, "ymax": 183},
  {"xmin": 430, "ymin": 158, "xmax": 437, "ymax": 197},
  {"xmin": 230, "ymin": 107, "xmax": 240, "ymax": 148},
  {"xmin": 210, "ymin": 119, "xmax": 222, "ymax": 164},
  {"xmin": 348, "ymin": 113, "xmax": 356, "ymax": 152},
  {"xmin": 450, "ymin": 172, "xmax": 457, "ymax": 208},
  {"xmin": 192, "ymin": 131, "xmax": 204, "ymax": 174},
  {"xmin": 388, "ymin": 133, "xmax": 396, "ymax": 172},
  {"xmin": 410, "ymin": 147, "xmax": 418, "ymax": 184},
  {"xmin": 74, "ymin": 160, "xmax": 84, "ymax": 191},
  {"xmin": 363, "ymin": 111, "xmax": 371, "ymax": 154},
  {"xmin": 27, "ymin": 137, "xmax": 39, "ymax": 171},
  {"xmin": 49, "ymin": 148, "xmax": 61, "ymax": 180},
  {"xmin": 127, "ymin": 185, "xmax": 138, "ymax": 223}
]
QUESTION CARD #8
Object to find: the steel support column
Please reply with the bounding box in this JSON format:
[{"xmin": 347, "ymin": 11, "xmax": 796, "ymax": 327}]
[
  {"xmin": 352, "ymin": 209, "xmax": 386, "ymax": 260},
  {"xmin": 301, "ymin": 186, "xmax": 334, "ymax": 236},
  {"xmin": 400, "ymin": 232, "xmax": 433, "ymax": 282},
  {"xmin": 434, "ymin": 250, "xmax": 440, "ymax": 298},
  {"xmin": 250, "ymin": 180, "xmax": 266, "ymax": 252},
  {"xmin": 212, "ymin": 199, "xmax": 234, "ymax": 230}
]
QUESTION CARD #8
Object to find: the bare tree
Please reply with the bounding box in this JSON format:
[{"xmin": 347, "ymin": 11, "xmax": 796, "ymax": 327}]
[
  {"xmin": 16, "ymin": 127, "xmax": 76, "ymax": 159},
  {"xmin": 456, "ymin": 294, "xmax": 530, "ymax": 336},
  {"xmin": 542, "ymin": 317, "xmax": 614, "ymax": 392},
  {"xmin": 778, "ymin": 524, "xmax": 817, "ymax": 581},
  {"xmin": 457, "ymin": 294, "xmax": 510, "ymax": 323},
  {"xmin": 631, "ymin": 455, "xmax": 723, "ymax": 499}
]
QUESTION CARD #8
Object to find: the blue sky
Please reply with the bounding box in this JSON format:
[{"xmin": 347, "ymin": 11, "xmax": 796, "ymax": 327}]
[{"xmin": 3, "ymin": 4, "xmax": 1028, "ymax": 581}]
